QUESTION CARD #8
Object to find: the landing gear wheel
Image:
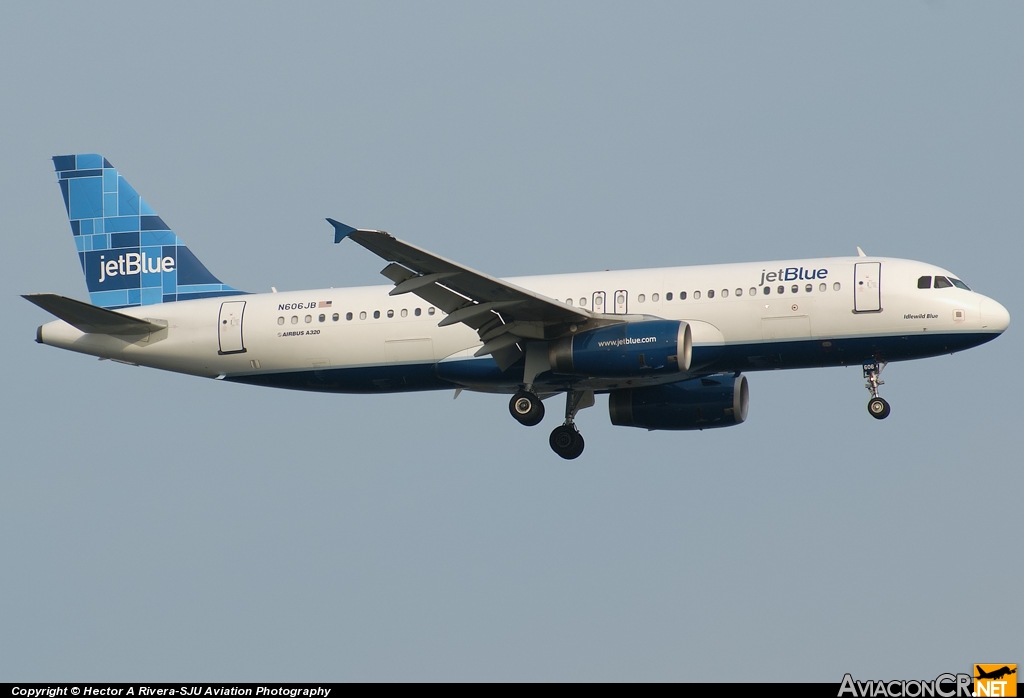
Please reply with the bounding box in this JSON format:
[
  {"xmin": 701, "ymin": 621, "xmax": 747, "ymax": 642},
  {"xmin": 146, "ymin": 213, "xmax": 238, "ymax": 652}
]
[
  {"xmin": 550, "ymin": 424, "xmax": 585, "ymax": 460},
  {"xmin": 867, "ymin": 397, "xmax": 890, "ymax": 420},
  {"xmin": 509, "ymin": 391, "xmax": 545, "ymax": 426}
]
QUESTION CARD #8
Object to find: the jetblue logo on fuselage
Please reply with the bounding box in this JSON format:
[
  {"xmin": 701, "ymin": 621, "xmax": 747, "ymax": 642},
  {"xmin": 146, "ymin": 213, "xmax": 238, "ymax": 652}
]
[
  {"xmin": 98, "ymin": 252, "xmax": 175, "ymax": 283},
  {"xmin": 759, "ymin": 266, "xmax": 828, "ymax": 286}
]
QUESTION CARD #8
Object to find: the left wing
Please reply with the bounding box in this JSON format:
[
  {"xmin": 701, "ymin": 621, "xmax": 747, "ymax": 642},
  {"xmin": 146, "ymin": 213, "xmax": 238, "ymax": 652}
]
[{"xmin": 327, "ymin": 220, "xmax": 624, "ymax": 370}]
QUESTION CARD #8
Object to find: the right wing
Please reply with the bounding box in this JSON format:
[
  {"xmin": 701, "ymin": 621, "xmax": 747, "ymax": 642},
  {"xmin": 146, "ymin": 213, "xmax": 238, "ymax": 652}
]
[{"xmin": 328, "ymin": 220, "xmax": 625, "ymax": 370}]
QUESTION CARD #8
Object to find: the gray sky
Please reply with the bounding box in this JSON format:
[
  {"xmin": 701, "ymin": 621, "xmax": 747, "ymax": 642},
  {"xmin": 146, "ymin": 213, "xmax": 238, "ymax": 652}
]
[{"xmin": 1, "ymin": 1, "xmax": 1020, "ymax": 681}]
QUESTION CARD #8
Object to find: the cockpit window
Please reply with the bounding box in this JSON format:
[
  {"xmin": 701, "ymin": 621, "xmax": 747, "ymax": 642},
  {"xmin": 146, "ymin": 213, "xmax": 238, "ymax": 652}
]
[
  {"xmin": 917, "ymin": 276, "xmax": 932, "ymax": 289},
  {"xmin": 950, "ymin": 278, "xmax": 971, "ymax": 290},
  {"xmin": 934, "ymin": 276, "xmax": 953, "ymax": 289}
]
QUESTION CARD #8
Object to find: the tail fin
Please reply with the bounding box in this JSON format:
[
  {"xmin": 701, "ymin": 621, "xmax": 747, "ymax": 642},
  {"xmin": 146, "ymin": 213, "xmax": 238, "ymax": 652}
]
[{"xmin": 53, "ymin": 154, "xmax": 244, "ymax": 308}]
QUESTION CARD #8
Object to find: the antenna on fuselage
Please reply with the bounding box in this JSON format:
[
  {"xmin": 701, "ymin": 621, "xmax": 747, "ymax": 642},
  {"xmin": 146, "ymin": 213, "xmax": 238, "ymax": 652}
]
[{"xmin": 856, "ymin": 247, "xmax": 867, "ymax": 257}]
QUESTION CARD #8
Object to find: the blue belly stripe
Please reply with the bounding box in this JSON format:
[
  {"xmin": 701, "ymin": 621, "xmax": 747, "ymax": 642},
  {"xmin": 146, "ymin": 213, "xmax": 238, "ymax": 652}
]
[{"xmin": 226, "ymin": 331, "xmax": 1000, "ymax": 394}]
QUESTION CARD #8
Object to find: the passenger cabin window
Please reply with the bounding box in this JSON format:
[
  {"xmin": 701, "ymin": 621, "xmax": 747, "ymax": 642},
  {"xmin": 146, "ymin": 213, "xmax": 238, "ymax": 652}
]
[
  {"xmin": 693, "ymin": 290, "xmax": 701, "ymax": 300},
  {"xmin": 333, "ymin": 313, "xmax": 340, "ymax": 321},
  {"xmin": 736, "ymin": 288, "xmax": 743, "ymax": 297},
  {"xmin": 707, "ymin": 290, "xmax": 714, "ymax": 299},
  {"xmin": 580, "ymin": 298, "xmax": 587, "ymax": 306},
  {"xmin": 638, "ymin": 294, "xmax": 645, "ymax": 303},
  {"xmin": 373, "ymin": 310, "xmax": 381, "ymax": 319},
  {"xmin": 833, "ymin": 282, "xmax": 841, "ymax": 291},
  {"xmin": 934, "ymin": 276, "xmax": 953, "ymax": 289},
  {"xmin": 763, "ymin": 286, "xmax": 770, "ymax": 295},
  {"xmin": 346, "ymin": 312, "xmax": 353, "ymax": 320},
  {"xmin": 277, "ymin": 317, "xmax": 284, "ymax": 325},
  {"xmin": 401, "ymin": 309, "xmax": 408, "ymax": 317},
  {"xmin": 318, "ymin": 314, "xmax": 325, "ymax": 322},
  {"xmin": 680, "ymin": 291, "xmax": 687, "ymax": 300},
  {"xmin": 749, "ymin": 287, "xmax": 756, "ymax": 296},
  {"xmin": 918, "ymin": 276, "xmax": 932, "ymax": 289},
  {"xmin": 777, "ymin": 285, "xmax": 784, "ymax": 294},
  {"xmin": 359, "ymin": 311, "xmax": 367, "ymax": 320},
  {"xmin": 428, "ymin": 307, "xmax": 435, "ymax": 315},
  {"xmin": 805, "ymin": 284, "xmax": 812, "ymax": 293},
  {"xmin": 819, "ymin": 283, "xmax": 826, "ymax": 292},
  {"xmin": 415, "ymin": 308, "xmax": 421, "ymax": 316},
  {"xmin": 387, "ymin": 309, "xmax": 394, "ymax": 318},
  {"xmin": 666, "ymin": 292, "xmax": 673, "ymax": 301},
  {"xmin": 652, "ymin": 293, "xmax": 659, "ymax": 302}
]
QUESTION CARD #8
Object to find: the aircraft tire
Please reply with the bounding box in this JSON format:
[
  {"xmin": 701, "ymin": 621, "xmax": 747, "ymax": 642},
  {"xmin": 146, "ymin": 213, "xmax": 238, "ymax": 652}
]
[
  {"xmin": 550, "ymin": 424, "xmax": 584, "ymax": 459},
  {"xmin": 868, "ymin": 397, "xmax": 891, "ymax": 420},
  {"xmin": 510, "ymin": 391, "xmax": 545, "ymax": 426}
]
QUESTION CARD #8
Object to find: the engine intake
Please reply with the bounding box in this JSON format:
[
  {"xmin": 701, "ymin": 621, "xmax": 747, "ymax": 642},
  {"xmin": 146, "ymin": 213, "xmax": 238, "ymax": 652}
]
[
  {"xmin": 549, "ymin": 320, "xmax": 692, "ymax": 378},
  {"xmin": 608, "ymin": 373, "xmax": 749, "ymax": 430}
]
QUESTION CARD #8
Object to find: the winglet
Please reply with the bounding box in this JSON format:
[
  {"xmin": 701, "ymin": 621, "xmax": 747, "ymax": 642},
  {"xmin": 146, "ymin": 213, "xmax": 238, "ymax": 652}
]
[{"xmin": 327, "ymin": 218, "xmax": 357, "ymax": 244}]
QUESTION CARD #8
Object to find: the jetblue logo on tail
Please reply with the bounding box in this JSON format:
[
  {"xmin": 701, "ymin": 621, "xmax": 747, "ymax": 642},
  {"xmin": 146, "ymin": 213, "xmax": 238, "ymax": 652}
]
[
  {"xmin": 98, "ymin": 252, "xmax": 175, "ymax": 283},
  {"xmin": 53, "ymin": 154, "xmax": 244, "ymax": 309}
]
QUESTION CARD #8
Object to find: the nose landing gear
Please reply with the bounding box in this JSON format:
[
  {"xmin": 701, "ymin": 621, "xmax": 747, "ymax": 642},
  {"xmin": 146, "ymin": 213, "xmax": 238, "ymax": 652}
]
[
  {"xmin": 549, "ymin": 389, "xmax": 593, "ymax": 459},
  {"xmin": 863, "ymin": 361, "xmax": 890, "ymax": 420}
]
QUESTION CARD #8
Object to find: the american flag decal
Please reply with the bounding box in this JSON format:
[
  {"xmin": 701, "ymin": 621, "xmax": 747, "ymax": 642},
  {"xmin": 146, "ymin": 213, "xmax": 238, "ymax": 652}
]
[{"xmin": 319, "ymin": 300, "xmax": 332, "ymax": 308}]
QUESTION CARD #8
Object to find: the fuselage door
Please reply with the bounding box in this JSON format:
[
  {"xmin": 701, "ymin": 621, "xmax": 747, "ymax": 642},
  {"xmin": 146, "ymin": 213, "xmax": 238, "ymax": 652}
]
[
  {"xmin": 218, "ymin": 300, "xmax": 246, "ymax": 354},
  {"xmin": 592, "ymin": 291, "xmax": 606, "ymax": 314},
  {"xmin": 613, "ymin": 290, "xmax": 628, "ymax": 314},
  {"xmin": 854, "ymin": 262, "xmax": 881, "ymax": 313}
]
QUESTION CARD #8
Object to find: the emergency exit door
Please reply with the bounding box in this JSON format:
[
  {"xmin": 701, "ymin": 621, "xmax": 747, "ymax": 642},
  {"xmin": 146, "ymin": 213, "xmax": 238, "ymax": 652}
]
[
  {"xmin": 613, "ymin": 290, "xmax": 628, "ymax": 314},
  {"xmin": 218, "ymin": 301, "xmax": 247, "ymax": 354},
  {"xmin": 854, "ymin": 262, "xmax": 881, "ymax": 313}
]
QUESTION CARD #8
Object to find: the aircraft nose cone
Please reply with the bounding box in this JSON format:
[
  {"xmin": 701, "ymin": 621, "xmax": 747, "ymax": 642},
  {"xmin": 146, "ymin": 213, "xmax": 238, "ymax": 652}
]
[{"xmin": 980, "ymin": 298, "xmax": 1010, "ymax": 333}]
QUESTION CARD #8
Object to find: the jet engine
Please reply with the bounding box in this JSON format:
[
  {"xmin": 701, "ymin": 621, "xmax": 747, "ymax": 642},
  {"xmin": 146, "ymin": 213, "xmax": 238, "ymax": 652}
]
[
  {"xmin": 548, "ymin": 320, "xmax": 692, "ymax": 378},
  {"xmin": 608, "ymin": 373, "xmax": 749, "ymax": 430}
]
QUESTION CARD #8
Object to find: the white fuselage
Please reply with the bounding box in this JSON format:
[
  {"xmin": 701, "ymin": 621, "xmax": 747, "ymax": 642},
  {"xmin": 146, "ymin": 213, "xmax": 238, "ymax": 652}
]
[{"xmin": 36, "ymin": 256, "xmax": 1009, "ymax": 394}]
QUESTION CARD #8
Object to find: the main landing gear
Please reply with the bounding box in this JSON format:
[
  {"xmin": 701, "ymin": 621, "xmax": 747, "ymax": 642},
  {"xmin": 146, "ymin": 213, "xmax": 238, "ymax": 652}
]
[
  {"xmin": 509, "ymin": 387, "xmax": 594, "ymax": 459},
  {"xmin": 549, "ymin": 389, "xmax": 593, "ymax": 460},
  {"xmin": 509, "ymin": 390, "xmax": 545, "ymax": 426},
  {"xmin": 863, "ymin": 361, "xmax": 891, "ymax": 420}
]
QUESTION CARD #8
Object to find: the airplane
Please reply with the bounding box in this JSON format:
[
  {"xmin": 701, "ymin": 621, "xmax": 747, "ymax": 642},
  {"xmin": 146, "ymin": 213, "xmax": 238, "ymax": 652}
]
[
  {"xmin": 24, "ymin": 154, "xmax": 1011, "ymax": 459},
  {"xmin": 975, "ymin": 666, "xmax": 1016, "ymax": 681}
]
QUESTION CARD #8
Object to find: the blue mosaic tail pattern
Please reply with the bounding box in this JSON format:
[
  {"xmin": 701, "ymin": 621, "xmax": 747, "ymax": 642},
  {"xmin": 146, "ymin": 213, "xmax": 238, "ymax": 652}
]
[{"xmin": 53, "ymin": 154, "xmax": 244, "ymax": 309}]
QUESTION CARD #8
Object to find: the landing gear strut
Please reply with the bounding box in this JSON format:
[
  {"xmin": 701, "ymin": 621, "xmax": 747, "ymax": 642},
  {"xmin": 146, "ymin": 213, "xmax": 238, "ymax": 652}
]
[
  {"xmin": 509, "ymin": 390, "xmax": 545, "ymax": 426},
  {"xmin": 863, "ymin": 361, "xmax": 891, "ymax": 420},
  {"xmin": 549, "ymin": 389, "xmax": 592, "ymax": 460}
]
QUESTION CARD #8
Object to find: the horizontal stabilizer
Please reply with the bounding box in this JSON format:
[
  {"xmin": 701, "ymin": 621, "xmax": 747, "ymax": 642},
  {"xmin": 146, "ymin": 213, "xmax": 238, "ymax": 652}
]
[{"xmin": 23, "ymin": 294, "xmax": 166, "ymax": 335}]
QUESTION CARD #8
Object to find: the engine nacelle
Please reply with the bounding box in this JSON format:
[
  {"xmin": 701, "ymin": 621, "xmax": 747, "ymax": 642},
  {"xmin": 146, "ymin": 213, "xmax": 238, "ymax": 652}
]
[
  {"xmin": 549, "ymin": 320, "xmax": 692, "ymax": 378},
  {"xmin": 608, "ymin": 373, "xmax": 749, "ymax": 430}
]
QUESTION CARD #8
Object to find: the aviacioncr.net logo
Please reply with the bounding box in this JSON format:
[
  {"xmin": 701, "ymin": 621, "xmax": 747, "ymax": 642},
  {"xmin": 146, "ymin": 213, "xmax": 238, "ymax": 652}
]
[
  {"xmin": 838, "ymin": 673, "xmax": 973, "ymax": 698},
  {"xmin": 974, "ymin": 665, "xmax": 1017, "ymax": 697}
]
